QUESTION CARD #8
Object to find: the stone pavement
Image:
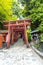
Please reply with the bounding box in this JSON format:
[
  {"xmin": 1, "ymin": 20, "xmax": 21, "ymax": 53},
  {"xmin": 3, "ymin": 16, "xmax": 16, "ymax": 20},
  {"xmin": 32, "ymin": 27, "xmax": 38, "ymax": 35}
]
[{"xmin": 0, "ymin": 39, "xmax": 43, "ymax": 65}]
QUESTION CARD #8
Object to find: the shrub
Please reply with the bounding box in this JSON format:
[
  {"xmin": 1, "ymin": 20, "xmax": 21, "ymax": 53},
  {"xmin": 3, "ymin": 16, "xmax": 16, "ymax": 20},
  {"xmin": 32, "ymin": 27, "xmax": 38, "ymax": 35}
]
[
  {"xmin": 27, "ymin": 26, "xmax": 32, "ymax": 42},
  {"xmin": 40, "ymin": 33, "xmax": 43, "ymax": 43}
]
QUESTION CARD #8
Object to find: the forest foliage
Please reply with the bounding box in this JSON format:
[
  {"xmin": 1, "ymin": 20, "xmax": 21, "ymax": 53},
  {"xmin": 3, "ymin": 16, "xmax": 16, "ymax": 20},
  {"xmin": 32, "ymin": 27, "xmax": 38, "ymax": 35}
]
[
  {"xmin": 20, "ymin": 0, "xmax": 43, "ymax": 32},
  {"xmin": 0, "ymin": 0, "xmax": 43, "ymax": 40},
  {"xmin": 19, "ymin": 0, "xmax": 43, "ymax": 40}
]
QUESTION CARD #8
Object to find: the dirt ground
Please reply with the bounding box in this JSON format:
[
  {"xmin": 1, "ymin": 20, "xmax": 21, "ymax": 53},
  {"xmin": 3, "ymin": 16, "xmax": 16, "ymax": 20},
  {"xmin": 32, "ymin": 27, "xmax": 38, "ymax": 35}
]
[{"xmin": 0, "ymin": 39, "xmax": 43, "ymax": 65}]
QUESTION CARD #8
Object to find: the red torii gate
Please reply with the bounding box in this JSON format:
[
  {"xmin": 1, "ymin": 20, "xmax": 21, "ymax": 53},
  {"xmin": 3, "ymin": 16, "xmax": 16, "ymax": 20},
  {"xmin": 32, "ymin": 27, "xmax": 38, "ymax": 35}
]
[{"xmin": 4, "ymin": 19, "xmax": 31, "ymax": 48}]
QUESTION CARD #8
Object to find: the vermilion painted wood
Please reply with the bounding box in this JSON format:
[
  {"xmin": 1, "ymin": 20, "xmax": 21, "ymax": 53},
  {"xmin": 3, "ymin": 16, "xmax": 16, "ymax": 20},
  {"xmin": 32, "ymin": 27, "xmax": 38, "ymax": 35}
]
[
  {"xmin": 0, "ymin": 34, "xmax": 3, "ymax": 48},
  {"xmin": 4, "ymin": 19, "xmax": 31, "ymax": 47},
  {"xmin": 4, "ymin": 23, "xmax": 30, "ymax": 27}
]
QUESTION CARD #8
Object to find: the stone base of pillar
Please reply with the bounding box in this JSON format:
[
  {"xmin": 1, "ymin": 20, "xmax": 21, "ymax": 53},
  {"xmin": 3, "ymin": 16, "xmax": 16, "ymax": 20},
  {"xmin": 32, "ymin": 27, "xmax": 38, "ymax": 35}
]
[
  {"xmin": 27, "ymin": 45, "xmax": 30, "ymax": 48},
  {"xmin": 6, "ymin": 44, "xmax": 10, "ymax": 49}
]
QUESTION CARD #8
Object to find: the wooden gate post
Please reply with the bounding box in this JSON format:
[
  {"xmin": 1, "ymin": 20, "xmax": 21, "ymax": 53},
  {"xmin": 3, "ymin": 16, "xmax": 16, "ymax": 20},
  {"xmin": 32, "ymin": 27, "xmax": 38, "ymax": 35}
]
[
  {"xmin": 24, "ymin": 22, "xmax": 29, "ymax": 48},
  {"xmin": 6, "ymin": 33, "xmax": 11, "ymax": 48},
  {"xmin": 12, "ymin": 29, "xmax": 14, "ymax": 45},
  {"xmin": 0, "ymin": 34, "xmax": 3, "ymax": 48},
  {"xmin": 6, "ymin": 22, "xmax": 11, "ymax": 48}
]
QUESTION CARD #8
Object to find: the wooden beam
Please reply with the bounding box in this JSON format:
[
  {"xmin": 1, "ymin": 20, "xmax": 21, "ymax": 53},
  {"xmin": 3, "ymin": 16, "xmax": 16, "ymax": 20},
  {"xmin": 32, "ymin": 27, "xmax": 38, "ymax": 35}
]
[
  {"xmin": 3, "ymin": 18, "xmax": 31, "ymax": 24},
  {"xmin": 4, "ymin": 22, "xmax": 30, "ymax": 27}
]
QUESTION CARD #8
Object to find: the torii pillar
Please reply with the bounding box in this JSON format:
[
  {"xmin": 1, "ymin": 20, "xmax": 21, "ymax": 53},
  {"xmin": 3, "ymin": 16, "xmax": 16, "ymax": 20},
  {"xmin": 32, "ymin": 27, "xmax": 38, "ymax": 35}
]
[
  {"xmin": 24, "ymin": 21, "xmax": 29, "ymax": 48},
  {"xmin": 6, "ymin": 22, "xmax": 11, "ymax": 48}
]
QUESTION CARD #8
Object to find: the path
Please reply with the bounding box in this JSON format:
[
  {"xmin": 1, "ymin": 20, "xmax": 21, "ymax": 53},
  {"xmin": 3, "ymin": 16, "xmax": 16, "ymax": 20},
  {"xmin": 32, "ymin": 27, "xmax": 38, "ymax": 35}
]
[{"xmin": 0, "ymin": 39, "xmax": 43, "ymax": 65}]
